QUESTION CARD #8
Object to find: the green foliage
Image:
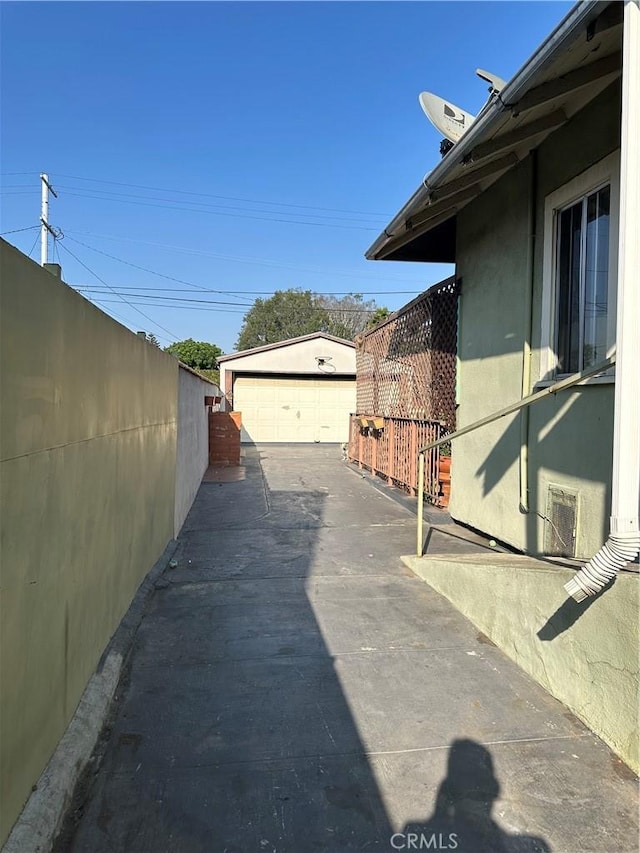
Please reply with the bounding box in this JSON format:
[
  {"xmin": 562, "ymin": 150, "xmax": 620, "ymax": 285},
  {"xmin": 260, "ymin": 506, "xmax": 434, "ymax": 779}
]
[
  {"xmin": 366, "ymin": 306, "xmax": 391, "ymax": 329},
  {"xmin": 316, "ymin": 293, "xmax": 384, "ymax": 340},
  {"xmin": 197, "ymin": 367, "xmax": 220, "ymax": 385},
  {"xmin": 164, "ymin": 338, "xmax": 223, "ymax": 371},
  {"xmin": 236, "ymin": 290, "xmax": 329, "ymax": 351},
  {"xmin": 235, "ymin": 289, "xmax": 389, "ymax": 350}
]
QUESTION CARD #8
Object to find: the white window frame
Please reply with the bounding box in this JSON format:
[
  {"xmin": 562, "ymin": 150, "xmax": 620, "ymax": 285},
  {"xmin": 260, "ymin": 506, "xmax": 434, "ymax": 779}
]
[{"xmin": 540, "ymin": 151, "xmax": 620, "ymax": 383}]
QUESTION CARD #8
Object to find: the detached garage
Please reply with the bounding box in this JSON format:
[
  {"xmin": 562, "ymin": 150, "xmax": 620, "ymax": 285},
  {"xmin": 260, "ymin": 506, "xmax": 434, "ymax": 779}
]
[{"xmin": 218, "ymin": 333, "xmax": 356, "ymax": 444}]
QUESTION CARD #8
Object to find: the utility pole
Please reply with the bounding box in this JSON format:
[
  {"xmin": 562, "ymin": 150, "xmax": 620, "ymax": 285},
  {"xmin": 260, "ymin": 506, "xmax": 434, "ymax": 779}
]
[{"xmin": 40, "ymin": 173, "xmax": 58, "ymax": 266}]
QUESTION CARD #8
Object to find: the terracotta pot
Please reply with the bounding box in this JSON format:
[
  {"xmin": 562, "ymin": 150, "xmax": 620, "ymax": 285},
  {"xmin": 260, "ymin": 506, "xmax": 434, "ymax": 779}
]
[
  {"xmin": 438, "ymin": 482, "xmax": 451, "ymax": 508},
  {"xmin": 437, "ymin": 455, "xmax": 452, "ymax": 508}
]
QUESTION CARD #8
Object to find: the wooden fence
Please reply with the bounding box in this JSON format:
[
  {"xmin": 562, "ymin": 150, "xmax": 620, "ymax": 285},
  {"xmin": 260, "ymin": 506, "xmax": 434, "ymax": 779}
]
[
  {"xmin": 347, "ymin": 415, "xmax": 447, "ymax": 502},
  {"xmin": 354, "ymin": 277, "xmax": 458, "ymax": 431}
]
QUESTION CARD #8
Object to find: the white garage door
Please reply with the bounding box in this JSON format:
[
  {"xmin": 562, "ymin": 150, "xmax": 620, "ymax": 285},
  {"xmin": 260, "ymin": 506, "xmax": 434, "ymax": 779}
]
[{"xmin": 233, "ymin": 375, "xmax": 356, "ymax": 443}]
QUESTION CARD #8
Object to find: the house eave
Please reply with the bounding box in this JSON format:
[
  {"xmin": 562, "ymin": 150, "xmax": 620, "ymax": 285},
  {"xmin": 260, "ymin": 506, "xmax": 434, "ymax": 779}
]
[
  {"xmin": 366, "ymin": 0, "xmax": 621, "ymax": 263},
  {"xmin": 218, "ymin": 332, "xmax": 356, "ymax": 363}
]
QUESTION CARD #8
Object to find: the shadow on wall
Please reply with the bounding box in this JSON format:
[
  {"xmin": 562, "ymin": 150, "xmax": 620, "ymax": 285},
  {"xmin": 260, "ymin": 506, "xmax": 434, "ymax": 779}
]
[
  {"xmin": 537, "ymin": 578, "xmax": 614, "ymax": 641},
  {"xmin": 472, "ymin": 392, "xmax": 611, "ymax": 556}
]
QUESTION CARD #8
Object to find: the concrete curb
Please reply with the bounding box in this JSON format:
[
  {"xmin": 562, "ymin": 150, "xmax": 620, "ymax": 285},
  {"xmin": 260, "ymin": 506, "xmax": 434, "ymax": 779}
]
[{"xmin": 2, "ymin": 539, "xmax": 179, "ymax": 853}]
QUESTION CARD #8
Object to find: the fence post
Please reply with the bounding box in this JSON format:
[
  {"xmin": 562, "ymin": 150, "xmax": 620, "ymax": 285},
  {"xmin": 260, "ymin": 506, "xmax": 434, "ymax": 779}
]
[
  {"xmin": 417, "ymin": 452, "xmax": 425, "ymax": 556},
  {"xmin": 387, "ymin": 418, "xmax": 395, "ymax": 485},
  {"xmin": 347, "ymin": 416, "xmax": 355, "ymax": 462},
  {"xmin": 409, "ymin": 420, "xmax": 418, "ymax": 495},
  {"xmin": 358, "ymin": 426, "xmax": 363, "ymax": 470},
  {"xmin": 372, "ymin": 427, "xmax": 378, "ymax": 474}
]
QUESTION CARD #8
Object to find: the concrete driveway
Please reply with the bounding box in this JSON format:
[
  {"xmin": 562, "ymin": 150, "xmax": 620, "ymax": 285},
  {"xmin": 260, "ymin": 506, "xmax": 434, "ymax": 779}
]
[{"xmin": 57, "ymin": 445, "xmax": 639, "ymax": 852}]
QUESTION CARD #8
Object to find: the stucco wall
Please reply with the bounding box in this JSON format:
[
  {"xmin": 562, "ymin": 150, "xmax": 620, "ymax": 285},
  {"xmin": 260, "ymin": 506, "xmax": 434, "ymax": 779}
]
[
  {"xmin": 452, "ymin": 84, "xmax": 621, "ymax": 558},
  {"xmin": 219, "ymin": 336, "xmax": 356, "ymax": 409},
  {"xmin": 0, "ymin": 242, "xmax": 179, "ymax": 845},
  {"xmin": 174, "ymin": 366, "xmax": 217, "ymax": 535},
  {"xmin": 403, "ymin": 554, "xmax": 639, "ymax": 772},
  {"xmin": 452, "ymin": 159, "xmax": 530, "ymax": 550}
]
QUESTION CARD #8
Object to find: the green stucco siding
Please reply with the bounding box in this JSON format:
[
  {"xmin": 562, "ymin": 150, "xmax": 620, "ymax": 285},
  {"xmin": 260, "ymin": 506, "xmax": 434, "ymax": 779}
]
[
  {"xmin": 403, "ymin": 553, "xmax": 639, "ymax": 772},
  {"xmin": 452, "ymin": 159, "xmax": 530, "ymax": 549},
  {"xmin": 452, "ymin": 83, "xmax": 621, "ymax": 558}
]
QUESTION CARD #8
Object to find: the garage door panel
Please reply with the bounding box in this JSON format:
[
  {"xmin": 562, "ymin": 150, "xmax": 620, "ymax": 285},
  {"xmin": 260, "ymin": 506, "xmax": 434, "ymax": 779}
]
[{"xmin": 234, "ymin": 376, "xmax": 355, "ymax": 443}]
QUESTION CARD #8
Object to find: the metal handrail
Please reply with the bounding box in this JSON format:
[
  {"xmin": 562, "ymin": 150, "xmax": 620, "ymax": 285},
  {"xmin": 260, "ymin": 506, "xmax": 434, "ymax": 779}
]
[{"xmin": 416, "ymin": 354, "xmax": 616, "ymax": 556}]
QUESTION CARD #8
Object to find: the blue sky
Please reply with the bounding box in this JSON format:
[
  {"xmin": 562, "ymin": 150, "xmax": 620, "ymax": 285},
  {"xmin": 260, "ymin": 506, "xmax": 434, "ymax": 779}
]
[{"xmin": 2, "ymin": 1, "xmax": 573, "ymax": 352}]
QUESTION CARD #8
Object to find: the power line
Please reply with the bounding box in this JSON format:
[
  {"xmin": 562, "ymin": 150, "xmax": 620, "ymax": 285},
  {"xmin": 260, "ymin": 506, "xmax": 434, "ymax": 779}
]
[
  {"xmin": 74, "ymin": 290, "xmax": 381, "ymax": 314},
  {"xmin": 27, "ymin": 232, "xmax": 40, "ymax": 259},
  {"xmin": 64, "ymin": 235, "xmax": 253, "ymax": 302},
  {"xmin": 74, "ymin": 291, "xmax": 256, "ymax": 307},
  {"xmin": 59, "ymin": 191, "xmax": 380, "ymax": 231},
  {"xmin": 65, "ymin": 238, "xmax": 423, "ymax": 303},
  {"xmin": 82, "ymin": 295, "xmax": 171, "ymax": 341},
  {"xmin": 54, "ymin": 184, "xmax": 383, "ymax": 226},
  {"xmin": 74, "ymin": 284, "xmax": 420, "ymax": 296},
  {"xmin": 1, "ymin": 225, "xmax": 40, "ymax": 235},
  {"xmin": 56, "ymin": 241, "xmax": 180, "ymax": 342},
  {"xmin": 90, "ymin": 299, "xmax": 247, "ymax": 314},
  {"xmin": 53, "ymin": 173, "xmax": 392, "ymax": 218},
  {"xmin": 63, "ymin": 229, "xmax": 427, "ymax": 285}
]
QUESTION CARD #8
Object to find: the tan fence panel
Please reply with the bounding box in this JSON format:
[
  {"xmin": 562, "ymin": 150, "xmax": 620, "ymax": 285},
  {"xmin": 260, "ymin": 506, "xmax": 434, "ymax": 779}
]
[
  {"xmin": 355, "ymin": 277, "xmax": 458, "ymax": 430},
  {"xmin": 349, "ymin": 277, "xmax": 457, "ymax": 502}
]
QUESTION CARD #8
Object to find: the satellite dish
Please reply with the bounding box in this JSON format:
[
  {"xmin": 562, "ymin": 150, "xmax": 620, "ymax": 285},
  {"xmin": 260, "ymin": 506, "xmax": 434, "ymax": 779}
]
[
  {"xmin": 476, "ymin": 68, "xmax": 507, "ymax": 94},
  {"xmin": 418, "ymin": 91, "xmax": 476, "ymax": 143}
]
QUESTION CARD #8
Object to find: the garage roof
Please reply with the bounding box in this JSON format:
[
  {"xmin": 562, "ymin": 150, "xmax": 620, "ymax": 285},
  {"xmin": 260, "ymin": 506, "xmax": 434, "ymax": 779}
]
[
  {"xmin": 366, "ymin": 0, "xmax": 622, "ymax": 263},
  {"xmin": 218, "ymin": 332, "xmax": 355, "ymax": 363}
]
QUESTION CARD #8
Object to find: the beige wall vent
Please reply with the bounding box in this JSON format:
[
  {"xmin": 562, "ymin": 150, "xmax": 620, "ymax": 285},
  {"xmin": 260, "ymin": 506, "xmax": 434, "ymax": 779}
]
[{"xmin": 545, "ymin": 487, "xmax": 578, "ymax": 558}]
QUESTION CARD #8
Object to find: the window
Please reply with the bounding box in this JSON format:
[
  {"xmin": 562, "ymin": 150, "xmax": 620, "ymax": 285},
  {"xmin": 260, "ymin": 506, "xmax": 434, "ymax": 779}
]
[
  {"xmin": 541, "ymin": 153, "xmax": 619, "ymax": 380},
  {"xmin": 555, "ymin": 184, "xmax": 610, "ymax": 372}
]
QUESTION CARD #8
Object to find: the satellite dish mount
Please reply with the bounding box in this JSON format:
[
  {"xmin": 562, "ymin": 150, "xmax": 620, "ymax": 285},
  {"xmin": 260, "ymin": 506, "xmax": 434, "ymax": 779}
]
[{"xmin": 418, "ymin": 68, "xmax": 505, "ymax": 156}]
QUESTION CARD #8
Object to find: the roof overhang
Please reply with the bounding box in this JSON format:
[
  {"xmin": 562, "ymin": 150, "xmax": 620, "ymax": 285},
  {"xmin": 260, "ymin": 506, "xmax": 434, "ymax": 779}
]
[
  {"xmin": 217, "ymin": 331, "xmax": 355, "ymax": 363},
  {"xmin": 367, "ymin": 0, "xmax": 623, "ymax": 263}
]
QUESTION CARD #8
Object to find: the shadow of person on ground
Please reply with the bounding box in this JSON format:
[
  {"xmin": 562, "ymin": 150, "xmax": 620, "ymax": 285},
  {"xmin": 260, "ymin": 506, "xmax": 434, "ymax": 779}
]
[{"xmin": 394, "ymin": 739, "xmax": 550, "ymax": 852}]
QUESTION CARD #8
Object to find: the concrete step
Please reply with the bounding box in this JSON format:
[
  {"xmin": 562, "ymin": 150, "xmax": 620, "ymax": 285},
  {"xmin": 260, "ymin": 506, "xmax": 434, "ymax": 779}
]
[{"xmin": 402, "ymin": 550, "xmax": 639, "ymax": 773}]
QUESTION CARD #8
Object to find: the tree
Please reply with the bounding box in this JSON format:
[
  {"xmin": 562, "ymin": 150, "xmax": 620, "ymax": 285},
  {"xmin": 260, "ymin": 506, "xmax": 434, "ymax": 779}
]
[
  {"xmin": 316, "ymin": 293, "xmax": 388, "ymax": 340},
  {"xmin": 366, "ymin": 306, "xmax": 391, "ymax": 329},
  {"xmin": 137, "ymin": 331, "xmax": 161, "ymax": 347},
  {"xmin": 164, "ymin": 339, "xmax": 223, "ymax": 384},
  {"xmin": 235, "ymin": 289, "xmax": 390, "ymax": 350},
  {"xmin": 236, "ymin": 290, "xmax": 329, "ymax": 351}
]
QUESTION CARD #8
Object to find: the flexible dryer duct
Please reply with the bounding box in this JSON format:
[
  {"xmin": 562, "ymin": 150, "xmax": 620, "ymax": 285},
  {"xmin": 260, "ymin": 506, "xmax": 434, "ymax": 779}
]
[{"xmin": 565, "ymin": 529, "xmax": 640, "ymax": 602}]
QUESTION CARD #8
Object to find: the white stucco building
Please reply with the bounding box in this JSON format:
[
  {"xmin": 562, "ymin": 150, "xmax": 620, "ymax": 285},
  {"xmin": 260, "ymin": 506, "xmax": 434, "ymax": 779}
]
[{"xmin": 217, "ymin": 333, "xmax": 356, "ymax": 443}]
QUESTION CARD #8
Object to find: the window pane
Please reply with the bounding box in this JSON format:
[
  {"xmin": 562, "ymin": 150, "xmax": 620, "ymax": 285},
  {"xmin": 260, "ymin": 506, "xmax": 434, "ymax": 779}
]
[
  {"xmin": 583, "ymin": 186, "xmax": 610, "ymax": 367},
  {"xmin": 556, "ymin": 202, "xmax": 582, "ymax": 373}
]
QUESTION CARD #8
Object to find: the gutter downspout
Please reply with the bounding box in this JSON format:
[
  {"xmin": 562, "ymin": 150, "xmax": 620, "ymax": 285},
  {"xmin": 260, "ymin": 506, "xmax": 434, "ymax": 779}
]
[
  {"xmin": 565, "ymin": 0, "xmax": 640, "ymax": 601},
  {"xmin": 519, "ymin": 150, "xmax": 537, "ymax": 516}
]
